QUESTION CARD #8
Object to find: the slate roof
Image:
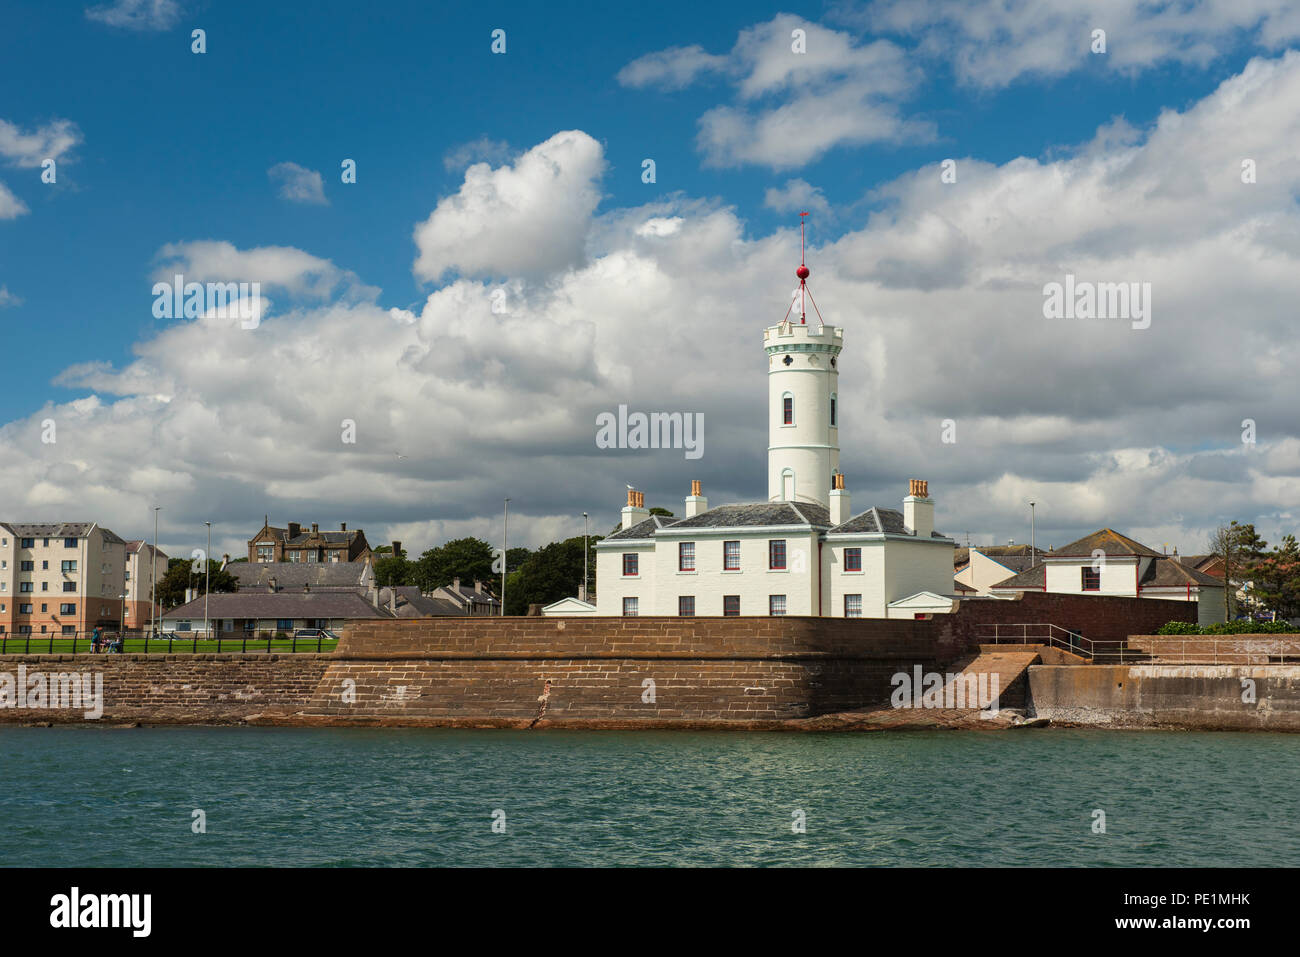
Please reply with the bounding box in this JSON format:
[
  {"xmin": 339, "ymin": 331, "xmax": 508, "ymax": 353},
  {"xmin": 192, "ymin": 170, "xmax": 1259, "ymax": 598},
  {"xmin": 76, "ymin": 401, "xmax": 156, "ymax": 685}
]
[
  {"xmin": 604, "ymin": 514, "xmax": 680, "ymax": 541},
  {"xmin": 665, "ymin": 502, "xmax": 832, "ymax": 529},
  {"xmin": 378, "ymin": 586, "xmax": 465, "ymax": 617},
  {"xmin": 1053, "ymin": 528, "xmax": 1163, "ymax": 558},
  {"xmin": 828, "ymin": 506, "xmax": 950, "ymax": 538},
  {"xmin": 955, "ymin": 544, "xmax": 1046, "ymax": 568},
  {"xmin": 163, "ymin": 590, "xmax": 395, "ymax": 620},
  {"xmin": 990, "ymin": 556, "xmax": 1223, "ymax": 591},
  {"xmin": 989, "ymin": 564, "xmax": 1047, "ymax": 590},
  {"xmin": 1140, "ymin": 559, "xmax": 1225, "ymax": 589},
  {"xmin": 1, "ymin": 522, "xmax": 125, "ymax": 543},
  {"xmin": 605, "ymin": 501, "xmax": 950, "ymax": 539},
  {"xmin": 285, "ymin": 531, "xmax": 357, "ymax": 545},
  {"xmin": 227, "ymin": 561, "xmax": 371, "ymax": 590},
  {"xmin": 443, "ymin": 583, "xmax": 499, "ymax": 603},
  {"xmin": 125, "ymin": 540, "xmax": 168, "ymax": 557}
]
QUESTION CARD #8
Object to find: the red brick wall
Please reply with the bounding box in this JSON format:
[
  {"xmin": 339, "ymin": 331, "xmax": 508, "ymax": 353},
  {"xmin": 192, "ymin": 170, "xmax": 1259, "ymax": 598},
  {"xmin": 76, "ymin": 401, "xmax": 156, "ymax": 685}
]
[{"xmin": 945, "ymin": 592, "xmax": 1196, "ymax": 644}]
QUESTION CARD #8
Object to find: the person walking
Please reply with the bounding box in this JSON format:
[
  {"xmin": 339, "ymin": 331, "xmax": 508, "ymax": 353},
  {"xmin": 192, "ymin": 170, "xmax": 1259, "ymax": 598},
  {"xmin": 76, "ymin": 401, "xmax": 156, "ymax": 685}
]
[{"xmin": 90, "ymin": 625, "xmax": 103, "ymax": 654}]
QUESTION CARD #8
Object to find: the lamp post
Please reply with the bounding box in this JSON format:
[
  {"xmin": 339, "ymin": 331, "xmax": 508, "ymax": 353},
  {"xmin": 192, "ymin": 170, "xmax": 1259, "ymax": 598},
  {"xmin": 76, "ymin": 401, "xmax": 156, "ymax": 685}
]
[
  {"xmin": 204, "ymin": 522, "xmax": 211, "ymax": 640},
  {"xmin": 1030, "ymin": 502, "xmax": 1037, "ymax": 567},
  {"xmin": 151, "ymin": 506, "xmax": 161, "ymax": 638},
  {"xmin": 501, "ymin": 498, "xmax": 510, "ymax": 617},
  {"xmin": 582, "ymin": 511, "xmax": 589, "ymax": 603}
]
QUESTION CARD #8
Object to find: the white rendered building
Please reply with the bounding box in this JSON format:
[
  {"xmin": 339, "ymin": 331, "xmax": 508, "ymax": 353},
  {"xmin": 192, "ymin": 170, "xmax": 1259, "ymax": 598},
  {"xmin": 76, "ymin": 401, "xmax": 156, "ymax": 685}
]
[
  {"xmin": 594, "ymin": 256, "xmax": 956, "ymax": 618},
  {"xmin": 988, "ymin": 528, "xmax": 1227, "ymax": 626}
]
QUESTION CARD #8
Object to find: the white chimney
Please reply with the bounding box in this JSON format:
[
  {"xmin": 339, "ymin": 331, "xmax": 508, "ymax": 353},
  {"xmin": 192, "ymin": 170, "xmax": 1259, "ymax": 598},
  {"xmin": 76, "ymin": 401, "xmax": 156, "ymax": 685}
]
[
  {"xmin": 903, "ymin": 479, "xmax": 934, "ymax": 538},
  {"xmin": 829, "ymin": 473, "xmax": 850, "ymax": 526},
  {"xmin": 621, "ymin": 488, "xmax": 650, "ymax": 530},
  {"xmin": 685, "ymin": 480, "xmax": 707, "ymax": 518}
]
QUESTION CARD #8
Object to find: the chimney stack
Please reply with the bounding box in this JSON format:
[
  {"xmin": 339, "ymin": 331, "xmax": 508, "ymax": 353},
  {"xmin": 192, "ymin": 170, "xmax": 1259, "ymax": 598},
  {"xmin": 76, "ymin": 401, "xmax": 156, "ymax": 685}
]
[
  {"xmin": 341, "ymin": 522, "xmax": 346, "ymax": 532},
  {"xmin": 903, "ymin": 479, "xmax": 934, "ymax": 538},
  {"xmin": 311, "ymin": 523, "xmax": 319, "ymax": 535},
  {"xmin": 474, "ymin": 580, "xmax": 482, "ymax": 594},
  {"xmin": 621, "ymin": 488, "xmax": 651, "ymax": 530},
  {"xmin": 685, "ymin": 479, "xmax": 708, "ymax": 518},
  {"xmin": 268, "ymin": 576, "xmax": 277, "ymax": 594},
  {"xmin": 454, "ymin": 577, "xmax": 461, "ymax": 592},
  {"xmin": 830, "ymin": 472, "xmax": 850, "ymax": 526},
  {"xmin": 391, "ymin": 541, "xmax": 401, "ymax": 558},
  {"xmin": 288, "ymin": 522, "xmax": 300, "ymax": 539}
]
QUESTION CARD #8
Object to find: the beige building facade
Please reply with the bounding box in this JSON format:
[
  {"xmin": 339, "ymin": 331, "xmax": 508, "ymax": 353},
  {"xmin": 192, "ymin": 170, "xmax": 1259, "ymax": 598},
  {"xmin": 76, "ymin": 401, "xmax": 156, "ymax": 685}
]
[{"xmin": 0, "ymin": 523, "xmax": 127, "ymax": 637}]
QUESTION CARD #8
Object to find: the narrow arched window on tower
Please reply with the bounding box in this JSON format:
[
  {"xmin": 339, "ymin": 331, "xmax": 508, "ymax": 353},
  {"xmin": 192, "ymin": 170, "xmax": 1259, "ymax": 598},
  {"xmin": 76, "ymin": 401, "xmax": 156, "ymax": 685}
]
[
  {"xmin": 830, "ymin": 393, "xmax": 837, "ymax": 427},
  {"xmin": 783, "ymin": 394, "xmax": 794, "ymax": 425},
  {"xmin": 782, "ymin": 469, "xmax": 794, "ymax": 501}
]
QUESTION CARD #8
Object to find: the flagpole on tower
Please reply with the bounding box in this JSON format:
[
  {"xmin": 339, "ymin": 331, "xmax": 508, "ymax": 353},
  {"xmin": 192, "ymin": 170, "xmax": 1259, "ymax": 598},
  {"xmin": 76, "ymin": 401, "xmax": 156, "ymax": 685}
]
[{"xmin": 798, "ymin": 211, "xmax": 810, "ymax": 324}]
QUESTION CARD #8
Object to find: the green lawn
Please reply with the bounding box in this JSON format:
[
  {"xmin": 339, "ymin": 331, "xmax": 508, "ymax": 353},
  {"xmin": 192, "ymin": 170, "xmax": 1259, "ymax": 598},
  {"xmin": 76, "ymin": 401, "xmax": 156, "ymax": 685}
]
[{"xmin": 0, "ymin": 635, "xmax": 339, "ymax": 654}]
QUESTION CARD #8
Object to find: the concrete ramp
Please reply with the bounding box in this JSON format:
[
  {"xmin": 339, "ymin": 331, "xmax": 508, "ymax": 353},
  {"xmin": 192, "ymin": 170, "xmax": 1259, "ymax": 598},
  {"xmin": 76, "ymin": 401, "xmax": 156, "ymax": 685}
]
[{"xmin": 939, "ymin": 647, "xmax": 1043, "ymax": 712}]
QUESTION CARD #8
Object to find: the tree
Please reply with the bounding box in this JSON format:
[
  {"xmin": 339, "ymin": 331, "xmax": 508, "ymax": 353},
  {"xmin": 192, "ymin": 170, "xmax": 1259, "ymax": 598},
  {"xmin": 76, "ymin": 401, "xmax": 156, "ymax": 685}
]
[
  {"xmin": 1209, "ymin": 521, "xmax": 1268, "ymax": 619},
  {"xmin": 374, "ymin": 553, "xmax": 413, "ymax": 587},
  {"xmin": 1244, "ymin": 534, "xmax": 1300, "ymax": 620},
  {"xmin": 503, "ymin": 537, "xmax": 588, "ymax": 615},
  {"xmin": 157, "ymin": 557, "xmax": 238, "ymax": 610},
  {"xmin": 412, "ymin": 537, "xmax": 497, "ymax": 594}
]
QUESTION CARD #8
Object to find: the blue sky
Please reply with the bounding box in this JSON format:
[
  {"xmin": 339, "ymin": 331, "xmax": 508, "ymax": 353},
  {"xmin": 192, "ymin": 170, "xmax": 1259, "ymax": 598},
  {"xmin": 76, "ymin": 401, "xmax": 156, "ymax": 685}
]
[
  {"xmin": 1, "ymin": 0, "xmax": 1257, "ymax": 421},
  {"xmin": 2, "ymin": 0, "xmax": 1300, "ymax": 557}
]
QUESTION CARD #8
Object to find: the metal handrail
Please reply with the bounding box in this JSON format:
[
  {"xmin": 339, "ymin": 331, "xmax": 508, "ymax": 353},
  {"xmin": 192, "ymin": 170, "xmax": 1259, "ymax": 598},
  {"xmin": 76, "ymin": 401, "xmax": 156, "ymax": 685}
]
[{"xmin": 978, "ymin": 624, "xmax": 1300, "ymax": 664}]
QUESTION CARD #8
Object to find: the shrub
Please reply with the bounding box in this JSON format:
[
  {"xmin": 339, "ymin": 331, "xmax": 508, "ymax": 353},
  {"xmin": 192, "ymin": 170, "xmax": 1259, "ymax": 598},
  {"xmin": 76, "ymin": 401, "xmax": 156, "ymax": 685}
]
[{"xmin": 1157, "ymin": 619, "xmax": 1297, "ymax": 635}]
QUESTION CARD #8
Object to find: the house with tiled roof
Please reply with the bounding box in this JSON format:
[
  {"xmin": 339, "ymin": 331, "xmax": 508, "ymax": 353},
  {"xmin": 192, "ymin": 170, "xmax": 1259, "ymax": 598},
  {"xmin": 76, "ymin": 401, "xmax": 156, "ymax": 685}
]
[
  {"xmin": 429, "ymin": 578, "xmax": 501, "ymax": 616},
  {"xmin": 592, "ymin": 254, "xmax": 956, "ymax": 619},
  {"xmin": 988, "ymin": 528, "xmax": 1226, "ymax": 625},
  {"xmin": 247, "ymin": 518, "xmax": 371, "ymax": 564},
  {"xmin": 954, "ymin": 543, "xmax": 1049, "ymax": 596}
]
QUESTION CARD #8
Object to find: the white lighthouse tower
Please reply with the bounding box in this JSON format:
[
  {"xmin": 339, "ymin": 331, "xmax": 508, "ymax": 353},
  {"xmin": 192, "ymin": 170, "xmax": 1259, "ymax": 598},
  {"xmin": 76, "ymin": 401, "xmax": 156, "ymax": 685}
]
[{"xmin": 765, "ymin": 216, "xmax": 842, "ymax": 509}]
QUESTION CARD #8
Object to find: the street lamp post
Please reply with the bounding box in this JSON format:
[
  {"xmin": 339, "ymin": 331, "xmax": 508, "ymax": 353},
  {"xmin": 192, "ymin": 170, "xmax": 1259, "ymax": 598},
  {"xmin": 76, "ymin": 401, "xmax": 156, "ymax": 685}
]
[
  {"xmin": 204, "ymin": 522, "xmax": 211, "ymax": 639},
  {"xmin": 151, "ymin": 506, "xmax": 161, "ymax": 638},
  {"xmin": 582, "ymin": 511, "xmax": 589, "ymax": 603},
  {"xmin": 1030, "ymin": 502, "xmax": 1037, "ymax": 566},
  {"xmin": 501, "ymin": 499, "xmax": 510, "ymax": 617}
]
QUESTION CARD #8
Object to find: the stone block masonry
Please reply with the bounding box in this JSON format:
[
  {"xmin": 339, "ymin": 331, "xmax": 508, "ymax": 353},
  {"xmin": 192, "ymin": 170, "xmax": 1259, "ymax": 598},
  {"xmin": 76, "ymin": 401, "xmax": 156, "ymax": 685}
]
[
  {"xmin": 0, "ymin": 654, "xmax": 331, "ymax": 725},
  {"xmin": 0, "ymin": 596, "xmax": 1203, "ymax": 730},
  {"xmin": 306, "ymin": 617, "xmax": 956, "ymax": 727}
]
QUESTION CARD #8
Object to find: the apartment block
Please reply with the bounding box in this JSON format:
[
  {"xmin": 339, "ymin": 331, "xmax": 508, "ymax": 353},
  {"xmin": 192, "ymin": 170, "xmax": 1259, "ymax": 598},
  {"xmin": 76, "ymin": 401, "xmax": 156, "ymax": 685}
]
[
  {"xmin": 124, "ymin": 540, "xmax": 169, "ymax": 633},
  {"xmin": 0, "ymin": 523, "xmax": 128, "ymax": 636}
]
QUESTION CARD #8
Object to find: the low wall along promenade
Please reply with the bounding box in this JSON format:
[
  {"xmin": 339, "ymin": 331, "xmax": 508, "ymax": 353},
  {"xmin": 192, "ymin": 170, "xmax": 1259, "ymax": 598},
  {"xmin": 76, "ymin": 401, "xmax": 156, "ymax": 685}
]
[
  {"xmin": 0, "ymin": 616, "xmax": 959, "ymax": 728},
  {"xmin": 10, "ymin": 594, "xmax": 1286, "ymax": 732}
]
